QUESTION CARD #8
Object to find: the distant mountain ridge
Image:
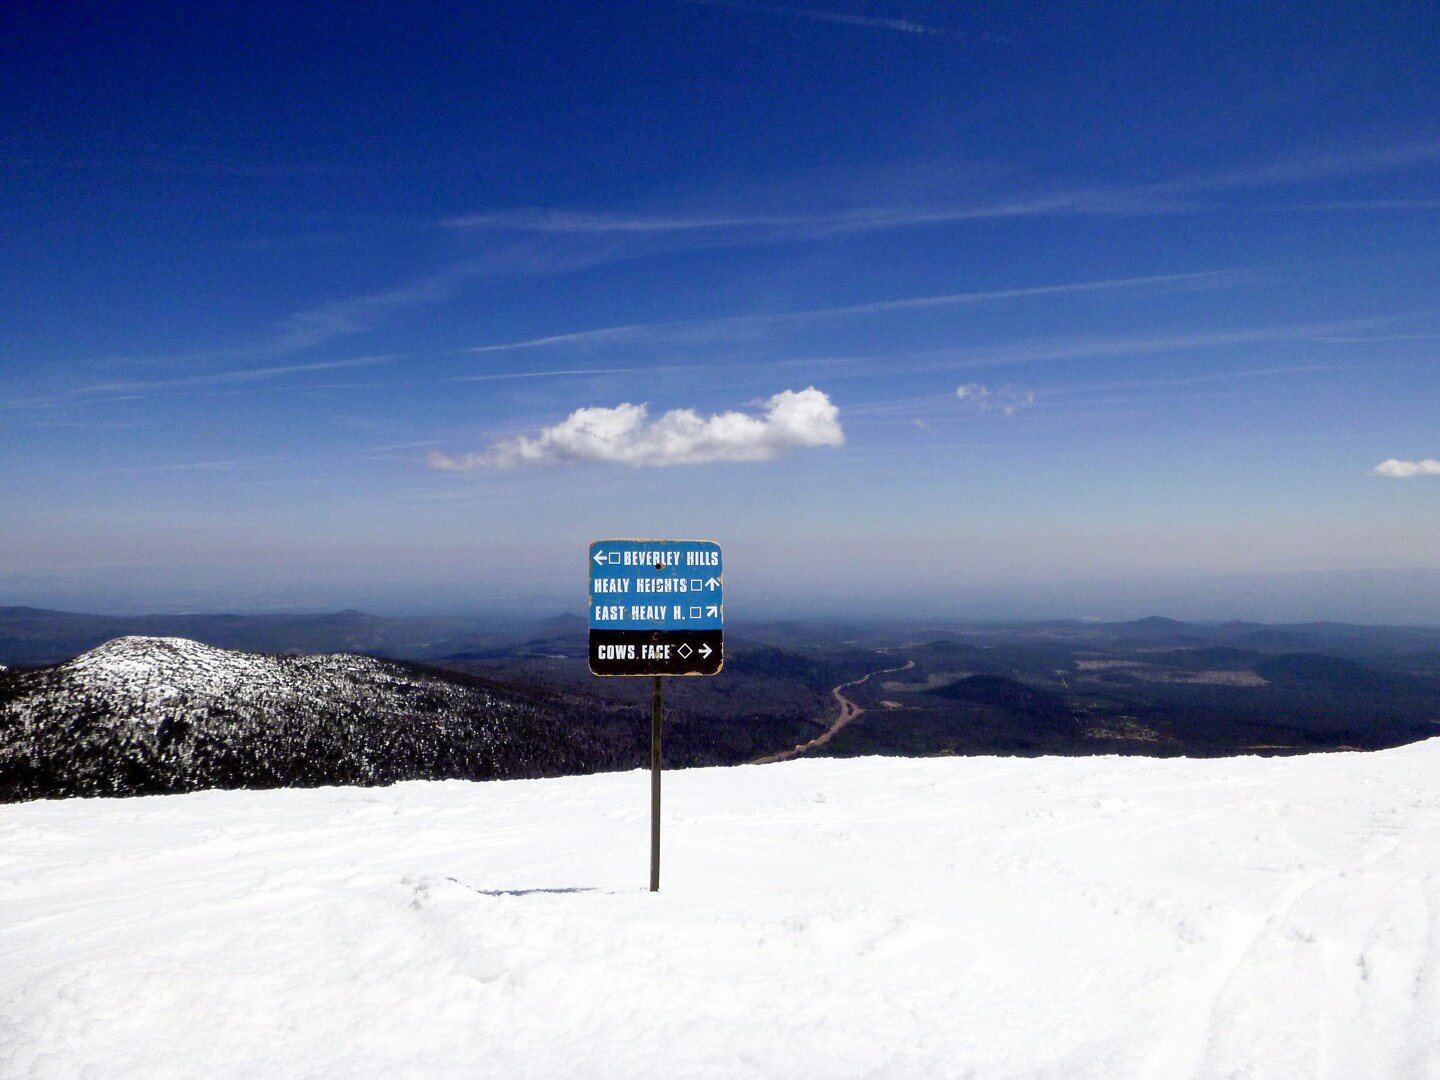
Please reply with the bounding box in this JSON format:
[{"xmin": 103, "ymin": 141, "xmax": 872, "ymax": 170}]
[
  {"xmin": 6, "ymin": 606, "xmax": 1440, "ymax": 669},
  {"xmin": 0, "ymin": 606, "xmax": 543, "ymax": 667}
]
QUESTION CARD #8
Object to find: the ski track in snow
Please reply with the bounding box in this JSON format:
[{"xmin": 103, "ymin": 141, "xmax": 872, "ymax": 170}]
[{"xmin": 5, "ymin": 744, "xmax": 1440, "ymax": 1078}]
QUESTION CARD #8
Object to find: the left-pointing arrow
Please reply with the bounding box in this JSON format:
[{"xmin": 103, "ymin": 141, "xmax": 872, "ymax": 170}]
[{"xmin": 593, "ymin": 552, "xmax": 606, "ymax": 565}]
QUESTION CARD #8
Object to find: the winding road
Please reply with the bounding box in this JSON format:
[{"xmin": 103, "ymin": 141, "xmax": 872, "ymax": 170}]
[{"xmin": 752, "ymin": 659, "xmax": 914, "ymax": 765}]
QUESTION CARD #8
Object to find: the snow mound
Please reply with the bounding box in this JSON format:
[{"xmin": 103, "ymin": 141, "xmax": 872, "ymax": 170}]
[{"xmin": 5, "ymin": 743, "xmax": 1440, "ymax": 1077}]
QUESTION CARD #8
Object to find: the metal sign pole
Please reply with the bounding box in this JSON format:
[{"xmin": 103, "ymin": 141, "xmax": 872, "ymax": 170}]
[{"xmin": 650, "ymin": 674, "xmax": 662, "ymax": 892}]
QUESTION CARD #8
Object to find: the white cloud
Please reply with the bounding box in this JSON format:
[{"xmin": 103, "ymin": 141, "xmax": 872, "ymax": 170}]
[
  {"xmin": 1374, "ymin": 458, "xmax": 1440, "ymax": 478},
  {"xmin": 956, "ymin": 383, "xmax": 1035, "ymax": 415},
  {"xmin": 428, "ymin": 387, "xmax": 844, "ymax": 470}
]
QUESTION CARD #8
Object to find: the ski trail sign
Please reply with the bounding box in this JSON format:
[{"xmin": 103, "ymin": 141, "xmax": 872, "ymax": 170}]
[{"xmin": 588, "ymin": 539, "xmax": 723, "ymax": 676}]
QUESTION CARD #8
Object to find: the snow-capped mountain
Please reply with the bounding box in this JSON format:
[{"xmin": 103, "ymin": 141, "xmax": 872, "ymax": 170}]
[
  {"xmin": 0, "ymin": 636, "xmax": 632, "ymax": 801},
  {"xmin": 57, "ymin": 634, "xmax": 400, "ymax": 699}
]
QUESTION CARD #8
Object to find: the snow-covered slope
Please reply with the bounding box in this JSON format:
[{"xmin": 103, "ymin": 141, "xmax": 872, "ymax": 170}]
[
  {"xmin": 5, "ymin": 745, "xmax": 1440, "ymax": 1078},
  {"xmin": 29, "ymin": 633, "xmax": 452, "ymax": 704},
  {"xmin": 0, "ymin": 636, "xmax": 631, "ymax": 800}
]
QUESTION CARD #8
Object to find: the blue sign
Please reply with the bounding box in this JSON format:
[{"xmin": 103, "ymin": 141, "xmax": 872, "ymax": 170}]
[
  {"xmin": 589, "ymin": 539, "xmax": 723, "ymax": 630},
  {"xmin": 589, "ymin": 539, "xmax": 723, "ymax": 676}
]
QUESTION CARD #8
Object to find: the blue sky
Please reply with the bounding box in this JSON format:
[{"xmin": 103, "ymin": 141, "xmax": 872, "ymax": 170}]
[{"xmin": 2, "ymin": 2, "xmax": 1438, "ymax": 619}]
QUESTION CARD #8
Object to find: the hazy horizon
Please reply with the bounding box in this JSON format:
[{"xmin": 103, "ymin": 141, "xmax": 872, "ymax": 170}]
[{"xmin": 7, "ymin": 565, "xmax": 1440, "ymax": 627}]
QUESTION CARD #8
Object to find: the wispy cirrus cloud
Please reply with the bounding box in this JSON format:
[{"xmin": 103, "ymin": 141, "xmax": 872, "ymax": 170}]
[
  {"xmin": 443, "ymin": 191, "xmax": 1162, "ymax": 237},
  {"xmin": 683, "ymin": 0, "xmax": 959, "ymax": 38},
  {"xmin": 432, "ymin": 192, "xmax": 1247, "ymax": 240},
  {"xmin": 446, "ymin": 366, "xmax": 659, "ymax": 383},
  {"xmin": 3, "ymin": 356, "xmax": 394, "ymax": 409},
  {"xmin": 247, "ymin": 258, "xmax": 520, "ymax": 358},
  {"xmin": 1309, "ymin": 331, "xmax": 1440, "ymax": 344},
  {"xmin": 77, "ymin": 245, "xmax": 644, "ymax": 374},
  {"xmin": 1291, "ymin": 199, "xmax": 1440, "ymax": 212},
  {"xmin": 915, "ymin": 315, "xmax": 1405, "ymax": 370},
  {"xmin": 955, "ymin": 383, "xmax": 1035, "ymax": 415},
  {"xmin": 63, "ymin": 264, "xmax": 475, "ymax": 376},
  {"xmin": 463, "ymin": 267, "xmax": 1255, "ymax": 354},
  {"xmin": 834, "ymin": 360, "xmax": 1369, "ymax": 421},
  {"xmin": 45, "ymin": 140, "xmax": 1430, "ymax": 396},
  {"xmin": 427, "ymin": 387, "xmax": 844, "ymax": 469},
  {"xmin": 71, "ymin": 140, "xmax": 1426, "ymax": 382},
  {"xmin": 446, "ymin": 136, "xmax": 1440, "ymax": 246},
  {"xmin": 1173, "ymin": 137, "xmax": 1440, "ymax": 193},
  {"xmin": 1374, "ymin": 458, "xmax": 1440, "ymax": 478},
  {"xmin": 98, "ymin": 455, "xmax": 290, "ymax": 475}
]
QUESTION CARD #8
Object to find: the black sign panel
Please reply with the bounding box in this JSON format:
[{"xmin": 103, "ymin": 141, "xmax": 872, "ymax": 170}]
[{"xmin": 589, "ymin": 629, "xmax": 723, "ymax": 677}]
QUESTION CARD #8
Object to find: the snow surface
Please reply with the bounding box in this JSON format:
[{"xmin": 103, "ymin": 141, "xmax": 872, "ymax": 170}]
[{"xmin": 5, "ymin": 744, "xmax": 1440, "ymax": 1078}]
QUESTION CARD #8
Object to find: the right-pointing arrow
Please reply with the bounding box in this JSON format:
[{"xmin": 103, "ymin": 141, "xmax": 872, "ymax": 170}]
[{"xmin": 698, "ymin": 643, "xmax": 712, "ymax": 658}]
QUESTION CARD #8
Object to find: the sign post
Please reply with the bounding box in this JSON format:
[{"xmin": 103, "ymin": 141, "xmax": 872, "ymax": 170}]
[
  {"xmin": 651, "ymin": 674, "xmax": 662, "ymax": 892},
  {"xmin": 589, "ymin": 539, "xmax": 724, "ymax": 891}
]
